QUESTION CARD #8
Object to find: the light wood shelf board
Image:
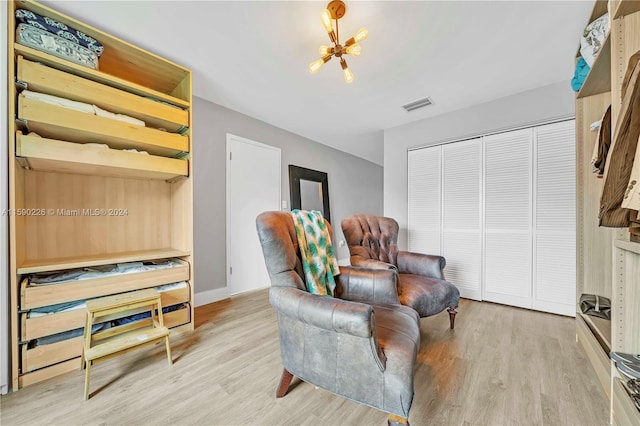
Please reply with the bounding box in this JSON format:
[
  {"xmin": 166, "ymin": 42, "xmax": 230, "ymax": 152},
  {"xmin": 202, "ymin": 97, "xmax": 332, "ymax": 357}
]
[
  {"xmin": 18, "ymin": 358, "xmax": 78, "ymax": 388},
  {"xmin": 13, "ymin": 44, "xmax": 190, "ymax": 109},
  {"xmin": 18, "ymin": 248, "xmax": 190, "ymax": 274},
  {"xmin": 14, "ymin": 0, "xmax": 190, "ymax": 99},
  {"xmin": 17, "ymin": 57, "xmax": 188, "ymax": 131},
  {"xmin": 577, "ymin": 35, "xmax": 612, "ymax": 98},
  {"xmin": 16, "ymin": 133, "xmax": 188, "ymax": 181},
  {"xmin": 613, "ymin": 0, "xmax": 640, "ymax": 19},
  {"xmin": 579, "ymin": 312, "xmax": 612, "ymax": 351},
  {"xmin": 18, "ymin": 96, "xmax": 188, "ymax": 157},
  {"xmin": 615, "ymin": 239, "xmax": 640, "ymax": 254}
]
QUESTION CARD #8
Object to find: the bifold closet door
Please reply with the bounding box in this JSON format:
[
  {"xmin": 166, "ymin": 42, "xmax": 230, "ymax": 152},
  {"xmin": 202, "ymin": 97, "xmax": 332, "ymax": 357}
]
[
  {"xmin": 442, "ymin": 139, "xmax": 482, "ymax": 300},
  {"xmin": 534, "ymin": 121, "xmax": 576, "ymax": 316},
  {"xmin": 408, "ymin": 146, "xmax": 441, "ymax": 256},
  {"xmin": 483, "ymin": 129, "xmax": 533, "ymax": 309}
]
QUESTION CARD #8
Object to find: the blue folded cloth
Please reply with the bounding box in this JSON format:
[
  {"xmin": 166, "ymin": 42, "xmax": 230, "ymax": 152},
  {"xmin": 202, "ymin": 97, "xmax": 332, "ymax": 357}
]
[
  {"xmin": 571, "ymin": 57, "xmax": 591, "ymax": 92},
  {"xmin": 15, "ymin": 8, "xmax": 104, "ymax": 57}
]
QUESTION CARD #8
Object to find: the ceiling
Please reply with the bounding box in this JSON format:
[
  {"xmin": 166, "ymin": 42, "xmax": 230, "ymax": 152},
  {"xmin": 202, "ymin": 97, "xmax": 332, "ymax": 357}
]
[{"xmin": 44, "ymin": 1, "xmax": 594, "ymax": 165}]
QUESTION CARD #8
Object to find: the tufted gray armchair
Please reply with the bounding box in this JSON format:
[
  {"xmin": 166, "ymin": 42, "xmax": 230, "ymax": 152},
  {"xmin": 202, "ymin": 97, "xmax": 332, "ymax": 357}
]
[
  {"xmin": 256, "ymin": 211, "xmax": 420, "ymax": 426},
  {"xmin": 342, "ymin": 214, "xmax": 460, "ymax": 329}
]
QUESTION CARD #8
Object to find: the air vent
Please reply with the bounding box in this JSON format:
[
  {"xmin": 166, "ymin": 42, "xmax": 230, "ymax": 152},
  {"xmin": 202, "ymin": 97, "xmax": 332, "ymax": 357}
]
[{"xmin": 402, "ymin": 97, "xmax": 433, "ymax": 112}]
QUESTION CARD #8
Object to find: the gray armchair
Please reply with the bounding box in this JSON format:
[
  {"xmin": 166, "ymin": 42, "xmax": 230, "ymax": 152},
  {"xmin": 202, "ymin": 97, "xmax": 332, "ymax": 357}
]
[
  {"xmin": 342, "ymin": 214, "xmax": 460, "ymax": 329},
  {"xmin": 256, "ymin": 211, "xmax": 420, "ymax": 426}
]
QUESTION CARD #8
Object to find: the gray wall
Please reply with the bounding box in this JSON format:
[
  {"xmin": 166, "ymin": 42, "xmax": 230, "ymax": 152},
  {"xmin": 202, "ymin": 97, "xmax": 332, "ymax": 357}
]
[
  {"xmin": 384, "ymin": 80, "xmax": 575, "ymax": 250},
  {"xmin": 193, "ymin": 96, "xmax": 383, "ymax": 299}
]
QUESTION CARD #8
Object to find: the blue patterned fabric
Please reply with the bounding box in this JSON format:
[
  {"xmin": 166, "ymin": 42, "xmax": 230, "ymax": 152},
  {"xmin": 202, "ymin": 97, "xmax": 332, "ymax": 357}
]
[{"xmin": 15, "ymin": 9, "xmax": 104, "ymax": 57}]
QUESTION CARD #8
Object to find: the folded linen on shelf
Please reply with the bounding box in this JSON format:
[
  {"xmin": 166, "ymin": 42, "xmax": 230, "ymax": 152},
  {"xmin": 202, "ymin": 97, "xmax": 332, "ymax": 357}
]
[
  {"xmin": 580, "ymin": 13, "xmax": 609, "ymax": 67},
  {"xmin": 93, "ymin": 105, "xmax": 146, "ymax": 127},
  {"xmin": 29, "ymin": 259, "xmax": 180, "ymax": 286},
  {"xmin": 15, "ymin": 9, "xmax": 104, "ymax": 57},
  {"xmin": 22, "ymin": 89, "xmax": 95, "ymax": 114},
  {"xmin": 31, "ymin": 322, "xmax": 109, "ymax": 347},
  {"xmin": 16, "ymin": 23, "xmax": 99, "ymax": 70}
]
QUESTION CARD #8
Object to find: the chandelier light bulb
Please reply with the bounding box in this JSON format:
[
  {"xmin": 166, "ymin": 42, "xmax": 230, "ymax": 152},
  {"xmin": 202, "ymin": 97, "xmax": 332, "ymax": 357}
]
[
  {"xmin": 319, "ymin": 45, "xmax": 331, "ymax": 56},
  {"xmin": 309, "ymin": 58, "xmax": 326, "ymax": 74},
  {"xmin": 345, "ymin": 43, "xmax": 361, "ymax": 57},
  {"xmin": 354, "ymin": 27, "xmax": 368, "ymax": 42},
  {"xmin": 343, "ymin": 67, "xmax": 354, "ymax": 84},
  {"xmin": 321, "ymin": 9, "xmax": 333, "ymax": 33}
]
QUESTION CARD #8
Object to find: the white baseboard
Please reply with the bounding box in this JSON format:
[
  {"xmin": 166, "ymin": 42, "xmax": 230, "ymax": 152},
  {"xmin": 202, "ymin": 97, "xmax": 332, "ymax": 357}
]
[{"xmin": 194, "ymin": 287, "xmax": 231, "ymax": 307}]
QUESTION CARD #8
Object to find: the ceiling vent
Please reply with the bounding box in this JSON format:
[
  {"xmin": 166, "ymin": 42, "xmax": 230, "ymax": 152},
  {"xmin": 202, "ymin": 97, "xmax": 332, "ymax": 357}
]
[{"xmin": 402, "ymin": 97, "xmax": 433, "ymax": 112}]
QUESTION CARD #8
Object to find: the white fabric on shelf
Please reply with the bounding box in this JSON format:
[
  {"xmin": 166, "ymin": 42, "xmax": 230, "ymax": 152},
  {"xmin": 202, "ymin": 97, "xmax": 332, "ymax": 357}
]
[{"xmin": 23, "ymin": 90, "xmax": 95, "ymax": 114}]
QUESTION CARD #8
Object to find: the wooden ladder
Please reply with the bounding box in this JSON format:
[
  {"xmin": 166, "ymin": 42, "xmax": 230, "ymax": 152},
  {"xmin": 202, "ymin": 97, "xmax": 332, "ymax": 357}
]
[{"xmin": 82, "ymin": 288, "xmax": 172, "ymax": 400}]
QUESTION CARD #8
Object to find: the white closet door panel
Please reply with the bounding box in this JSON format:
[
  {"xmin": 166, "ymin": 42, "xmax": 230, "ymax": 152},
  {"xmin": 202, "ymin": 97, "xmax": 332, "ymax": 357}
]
[
  {"xmin": 408, "ymin": 147, "xmax": 441, "ymax": 255},
  {"xmin": 483, "ymin": 232, "xmax": 532, "ymax": 309},
  {"xmin": 534, "ymin": 232, "xmax": 576, "ymax": 316},
  {"xmin": 442, "ymin": 139, "xmax": 482, "ymax": 230},
  {"xmin": 484, "ymin": 129, "xmax": 532, "ymax": 231},
  {"xmin": 535, "ymin": 122, "xmax": 576, "ymax": 232},
  {"xmin": 443, "ymin": 231, "xmax": 481, "ymax": 300},
  {"xmin": 534, "ymin": 120, "xmax": 576, "ymax": 316}
]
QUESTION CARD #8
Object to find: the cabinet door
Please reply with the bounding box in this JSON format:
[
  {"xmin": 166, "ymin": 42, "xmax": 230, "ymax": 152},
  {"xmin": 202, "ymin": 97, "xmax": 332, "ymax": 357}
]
[
  {"xmin": 534, "ymin": 121, "xmax": 576, "ymax": 316},
  {"xmin": 408, "ymin": 146, "xmax": 441, "ymax": 256},
  {"xmin": 483, "ymin": 129, "xmax": 533, "ymax": 309},
  {"xmin": 442, "ymin": 138, "xmax": 482, "ymax": 300}
]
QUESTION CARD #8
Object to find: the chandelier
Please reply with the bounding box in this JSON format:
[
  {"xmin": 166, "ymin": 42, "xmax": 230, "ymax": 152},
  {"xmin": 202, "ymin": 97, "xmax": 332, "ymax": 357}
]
[{"xmin": 308, "ymin": 0, "xmax": 368, "ymax": 83}]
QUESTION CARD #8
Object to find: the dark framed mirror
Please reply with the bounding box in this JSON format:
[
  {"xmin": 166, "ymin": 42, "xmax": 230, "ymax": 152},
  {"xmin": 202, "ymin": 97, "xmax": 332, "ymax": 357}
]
[{"xmin": 289, "ymin": 165, "xmax": 331, "ymax": 223}]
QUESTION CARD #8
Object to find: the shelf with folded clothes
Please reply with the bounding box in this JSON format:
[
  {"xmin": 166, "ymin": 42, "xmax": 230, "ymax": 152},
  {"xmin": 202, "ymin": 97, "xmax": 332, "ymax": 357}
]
[
  {"xmin": 577, "ymin": 34, "xmax": 611, "ymax": 98},
  {"xmin": 16, "ymin": 57, "xmax": 189, "ymax": 133},
  {"xmin": 12, "ymin": 0, "xmax": 191, "ymax": 104},
  {"xmin": 16, "ymin": 94, "xmax": 189, "ymax": 158},
  {"xmin": 21, "ymin": 280, "xmax": 190, "ymax": 341},
  {"xmin": 15, "ymin": 132, "xmax": 189, "ymax": 181},
  {"xmin": 19, "ymin": 303, "xmax": 190, "ymax": 381}
]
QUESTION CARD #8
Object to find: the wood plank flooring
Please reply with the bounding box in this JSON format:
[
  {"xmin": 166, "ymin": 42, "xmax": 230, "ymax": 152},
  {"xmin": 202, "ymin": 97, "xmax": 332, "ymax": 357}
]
[{"xmin": 0, "ymin": 290, "xmax": 610, "ymax": 425}]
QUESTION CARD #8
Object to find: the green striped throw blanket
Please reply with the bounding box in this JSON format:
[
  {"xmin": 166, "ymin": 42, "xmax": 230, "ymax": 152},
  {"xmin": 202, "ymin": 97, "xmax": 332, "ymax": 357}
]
[{"xmin": 291, "ymin": 210, "xmax": 340, "ymax": 296}]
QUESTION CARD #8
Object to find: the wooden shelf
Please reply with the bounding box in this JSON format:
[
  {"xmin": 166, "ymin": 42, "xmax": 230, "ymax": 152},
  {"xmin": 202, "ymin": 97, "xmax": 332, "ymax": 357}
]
[
  {"xmin": 577, "ymin": 34, "xmax": 612, "ymax": 99},
  {"xmin": 14, "ymin": 44, "xmax": 189, "ymax": 109},
  {"xmin": 17, "ymin": 57, "xmax": 188, "ymax": 132},
  {"xmin": 580, "ymin": 312, "xmax": 612, "ymax": 352},
  {"xmin": 17, "ymin": 248, "xmax": 190, "ymax": 274},
  {"xmin": 615, "ymin": 239, "xmax": 640, "ymax": 254},
  {"xmin": 18, "ymin": 95, "xmax": 189, "ymax": 157},
  {"xmin": 16, "ymin": 133, "xmax": 188, "ymax": 181},
  {"xmin": 613, "ymin": 0, "xmax": 640, "ymax": 19}
]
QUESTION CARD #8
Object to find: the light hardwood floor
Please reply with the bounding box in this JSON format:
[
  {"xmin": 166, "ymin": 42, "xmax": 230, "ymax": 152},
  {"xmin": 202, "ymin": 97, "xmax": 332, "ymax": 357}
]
[{"xmin": 1, "ymin": 290, "xmax": 610, "ymax": 425}]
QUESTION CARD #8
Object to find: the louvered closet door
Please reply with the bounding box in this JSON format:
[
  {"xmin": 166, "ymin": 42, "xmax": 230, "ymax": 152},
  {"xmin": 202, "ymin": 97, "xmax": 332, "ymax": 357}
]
[
  {"xmin": 408, "ymin": 146, "xmax": 441, "ymax": 256},
  {"xmin": 442, "ymin": 138, "xmax": 482, "ymax": 300},
  {"xmin": 534, "ymin": 121, "xmax": 576, "ymax": 316}
]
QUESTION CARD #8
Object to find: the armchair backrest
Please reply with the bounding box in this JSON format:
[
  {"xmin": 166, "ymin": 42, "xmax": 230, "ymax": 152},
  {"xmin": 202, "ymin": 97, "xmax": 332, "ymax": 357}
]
[
  {"xmin": 256, "ymin": 211, "xmax": 332, "ymax": 290},
  {"xmin": 341, "ymin": 214, "xmax": 399, "ymax": 266}
]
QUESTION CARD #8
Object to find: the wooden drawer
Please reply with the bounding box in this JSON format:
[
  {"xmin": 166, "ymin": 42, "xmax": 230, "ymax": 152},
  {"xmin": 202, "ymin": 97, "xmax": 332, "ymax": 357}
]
[
  {"xmin": 21, "ymin": 258, "xmax": 189, "ymax": 310},
  {"xmin": 17, "ymin": 57, "xmax": 189, "ymax": 132},
  {"xmin": 612, "ymin": 377, "xmax": 640, "ymax": 425},
  {"xmin": 16, "ymin": 132, "xmax": 188, "ymax": 181},
  {"xmin": 21, "ymin": 282, "xmax": 191, "ymax": 340},
  {"xmin": 18, "ymin": 95, "xmax": 189, "ymax": 157},
  {"xmin": 19, "ymin": 304, "xmax": 190, "ymax": 376}
]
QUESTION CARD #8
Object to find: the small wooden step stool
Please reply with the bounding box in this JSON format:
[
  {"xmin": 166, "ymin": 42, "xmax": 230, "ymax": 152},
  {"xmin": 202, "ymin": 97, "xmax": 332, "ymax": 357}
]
[{"xmin": 82, "ymin": 288, "xmax": 172, "ymax": 400}]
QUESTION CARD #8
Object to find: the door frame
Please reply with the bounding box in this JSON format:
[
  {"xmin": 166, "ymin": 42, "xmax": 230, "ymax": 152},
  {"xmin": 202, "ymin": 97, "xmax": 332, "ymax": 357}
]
[{"xmin": 225, "ymin": 133, "xmax": 281, "ymax": 295}]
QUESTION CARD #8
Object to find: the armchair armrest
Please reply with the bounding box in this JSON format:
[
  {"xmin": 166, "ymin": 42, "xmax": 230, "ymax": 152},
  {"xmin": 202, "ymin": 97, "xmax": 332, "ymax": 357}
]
[
  {"xmin": 397, "ymin": 251, "xmax": 446, "ymax": 279},
  {"xmin": 269, "ymin": 286, "xmax": 374, "ymax": 338},
  {"xmin": 335, "ymin": 266, "xmax": 400, "ymax": 305},
  {"xmin": 350, "ymin": 255, "xmax": 397, "ymax": 272}
]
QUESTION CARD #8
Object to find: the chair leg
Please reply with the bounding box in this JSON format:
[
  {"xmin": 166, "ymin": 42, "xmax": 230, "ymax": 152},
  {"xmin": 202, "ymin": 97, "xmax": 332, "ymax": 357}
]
[
  {"xmin": 447, "ymin": 306, "xmax": 458, "ymax": 330},
  {"xmin": 276, "ymin": 369, "xmax": 294, "ymax": 398},
  {"xmin": 388, "ymin": 413, "xmax": 409, "ymax": 426},
  {"xmin": 84, "ymin": 360, "xmax": 91, "ymax": 400}
]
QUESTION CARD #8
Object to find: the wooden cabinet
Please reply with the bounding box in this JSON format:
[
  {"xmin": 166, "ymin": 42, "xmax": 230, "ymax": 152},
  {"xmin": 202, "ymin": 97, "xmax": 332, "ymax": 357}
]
[
  {"xmin": 6, "ymin": 0, "xmax": 194, "ymax": 390},
  {"xmin": 576, "ymin": 0, "xmax": 640, "ymax": 422}
]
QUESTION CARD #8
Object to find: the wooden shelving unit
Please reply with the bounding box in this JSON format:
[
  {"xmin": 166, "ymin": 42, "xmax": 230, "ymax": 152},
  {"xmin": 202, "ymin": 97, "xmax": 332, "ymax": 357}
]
[
  {"xmin": 576, "ymin": 1, "xmax": 640, "ymax": 423},
  {"xmin": 6, "ymin": 0, "xmax": 194, "ymax": 390}
]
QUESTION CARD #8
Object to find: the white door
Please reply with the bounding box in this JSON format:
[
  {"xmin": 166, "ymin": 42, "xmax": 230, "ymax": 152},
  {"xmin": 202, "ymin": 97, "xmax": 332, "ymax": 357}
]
[
  {"xmin": 483, "ymin": 129, "xmax": 533, "ymax": 309},
  {"xmin": 227, "ymin": 134, "xmax": 281, "ymax": 295},
  {"xmin": 442, "ymin": 138, "xmax": 482, "ymax": 301},
  {"xmin": 408, "ymin": 146, "xmax": 442, "ymax": 256}
]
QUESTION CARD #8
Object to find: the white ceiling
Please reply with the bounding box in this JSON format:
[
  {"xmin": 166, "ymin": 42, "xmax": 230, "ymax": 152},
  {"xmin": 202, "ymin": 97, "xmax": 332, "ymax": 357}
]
[{"xmin": 44, "ymin": 1, "xmax": 594, "ymax": 165}]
